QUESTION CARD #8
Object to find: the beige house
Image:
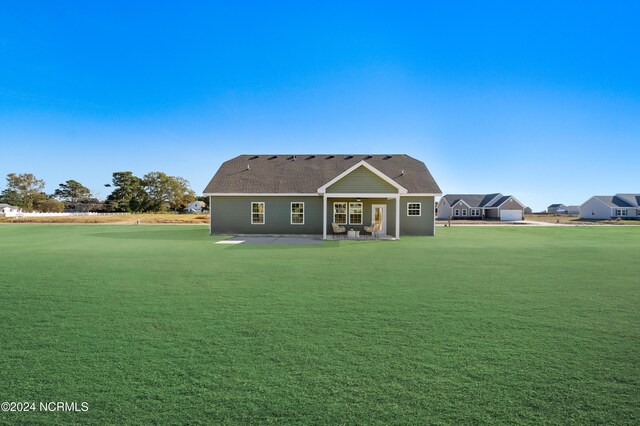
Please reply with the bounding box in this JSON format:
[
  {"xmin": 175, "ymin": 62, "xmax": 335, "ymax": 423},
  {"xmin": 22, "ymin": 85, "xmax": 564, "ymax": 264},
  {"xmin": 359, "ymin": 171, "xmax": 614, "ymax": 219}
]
[{"xmin": 437, "ymin": 193, "xmax": 526, "ymax": 221}]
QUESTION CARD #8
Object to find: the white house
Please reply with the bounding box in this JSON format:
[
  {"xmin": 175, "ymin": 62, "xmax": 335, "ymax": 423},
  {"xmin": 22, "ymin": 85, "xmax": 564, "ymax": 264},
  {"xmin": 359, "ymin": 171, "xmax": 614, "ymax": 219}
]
[
  {"xmin": 0, "ymin": 204, "xmax": 21, "ymax": 217},
  {"xmin": 184, "ymin": 200, "xmax": 206, "ymax": 213},
  {"xmin": 579, "ymin": 194, "xmax": 640, "ymax": 219}
]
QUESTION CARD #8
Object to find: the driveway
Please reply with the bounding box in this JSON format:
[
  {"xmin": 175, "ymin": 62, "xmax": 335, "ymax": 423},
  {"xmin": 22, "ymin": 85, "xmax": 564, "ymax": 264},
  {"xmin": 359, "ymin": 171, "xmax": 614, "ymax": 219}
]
[{"xmin": 216, "ymin": 236, "xmax": 323, "ymax": 245}]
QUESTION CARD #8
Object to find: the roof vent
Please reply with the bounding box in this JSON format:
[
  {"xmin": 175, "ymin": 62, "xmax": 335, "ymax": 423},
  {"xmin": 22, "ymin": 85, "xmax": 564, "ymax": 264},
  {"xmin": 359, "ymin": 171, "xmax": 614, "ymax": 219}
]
[
  {"xmin": 344, "ymin": 155, "xmax": 353, "ymax": 160},
  {"xmin": 268, "ymin": 155, "xmax": 278, "ymax": 160},
  {"xmin": 249, "ymin": 155, "xmax": 259, "ymax": 160},
  {"xmin": 326, "ymin": 155, "xmax": 335, "ymax": 159},
  {"xmin": 287, "ymin": 155, "xmax": 295, "ymax": 160},
  {"xmin": 401, "ymin": 170, "xmax": 405, "ymax": 176},
  {"xmin": 246, "ymin": 164, "xmax": 250, "ymax": 170},
  {"xmin": 364, "ymin": 155, "xmax": 373, "ymax": 160},
  {"xmin": 305, "ymin": 155, "xmax": 316, "ymax": 160},
  {"xmin": 383, "ymin": 155, "xmax": 392, "ymax": 160}
]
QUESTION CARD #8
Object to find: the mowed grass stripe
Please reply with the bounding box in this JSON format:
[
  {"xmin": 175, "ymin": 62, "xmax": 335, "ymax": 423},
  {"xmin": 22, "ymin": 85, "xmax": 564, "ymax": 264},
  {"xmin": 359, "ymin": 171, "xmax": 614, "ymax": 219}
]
[{"xmin": 0, "ymin": 225, "xmax": 638, "ymax": 424}]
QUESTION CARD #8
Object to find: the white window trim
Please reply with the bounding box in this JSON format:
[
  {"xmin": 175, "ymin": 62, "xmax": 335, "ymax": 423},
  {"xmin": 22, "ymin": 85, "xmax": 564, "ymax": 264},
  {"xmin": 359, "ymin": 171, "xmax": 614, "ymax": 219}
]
[
  {"xmin": 333, "ymin": 202, "xmax": 347, "ymax": 225},
  {"xmin": 462, "ymin": 209, "xmax": 468, "ymax": 216},
  {"xmin": 349, "ymin": 202, "xmax": 363, "ymax": 225},
  {"xmin": 407, "ymin": 202, "xmax": 421, "ymax": 216},
  {"xmin": 290, "ymin": 202, "xmax": 305, "ymax": 225},
  {"xmin": 251, "ymin": 202, "xmax": 265, "ymax": 225},
  {"xmin": 616, "ymin": 209, "xmax": 627, "ymax": 217},
  {"xmin": 471, "ymin": 209, "xmax": 480, "ymax": 216},
  {"xmin": 454, "ymin": 209, "xmax": 460, "ymax": 216}
]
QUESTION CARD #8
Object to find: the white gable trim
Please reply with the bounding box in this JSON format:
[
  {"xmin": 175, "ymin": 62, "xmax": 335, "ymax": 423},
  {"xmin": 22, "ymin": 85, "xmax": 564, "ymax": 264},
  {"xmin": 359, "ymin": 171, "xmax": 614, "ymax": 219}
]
[
  {"xmin": 483, "ymin": 193, "xmax": 504, "ymax": 207},
  {"xmin": 614, "ymin": 194, "xmax": 640, "ymax": 208},
  {"xmin": 317, "ymin": 160, "xmax": 408, "ymax": 194},
  {"xmin": 493, "ymin": 196, "xmax": 526, "ymax": 209},
  {"xmin": 451, "ymin": 199, "xmax": 472, "ymax": 209}
]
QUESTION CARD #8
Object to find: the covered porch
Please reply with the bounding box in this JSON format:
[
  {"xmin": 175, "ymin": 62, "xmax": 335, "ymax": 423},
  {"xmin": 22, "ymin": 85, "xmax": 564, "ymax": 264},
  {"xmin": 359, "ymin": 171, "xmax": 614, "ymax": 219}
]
[{"xmin": 321, "ymin": 194, "xmax": 401, "ymax": 240}]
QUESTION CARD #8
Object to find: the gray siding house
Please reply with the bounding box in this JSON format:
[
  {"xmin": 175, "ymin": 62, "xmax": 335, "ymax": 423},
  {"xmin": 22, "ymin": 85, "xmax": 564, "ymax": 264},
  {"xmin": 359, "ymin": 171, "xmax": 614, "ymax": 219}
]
[
  {"xmin": 579, "ymin": 194, "xmax": 640, "ymax": 219},
  {"xmin": 436, "ymin": 193, "xmax": 526, "ymax": 221},
  {"xmin": 547, "ymin": 204, "xmax": 567, "ymax": 214},
  {"xmin": 204, "ymin": 155, "xmax": 442, "ymax": 239}
]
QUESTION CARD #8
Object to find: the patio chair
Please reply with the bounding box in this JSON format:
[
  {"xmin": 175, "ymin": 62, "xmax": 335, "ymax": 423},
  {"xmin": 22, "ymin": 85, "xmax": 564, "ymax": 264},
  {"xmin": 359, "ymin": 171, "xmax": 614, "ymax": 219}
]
[
  {"xmin": 331, "ymin": 222, "xmax": 347, "ymax": 239},
  {"xmin": 363, "ymin": 223, "xmax": 376, "ymax": 239}
]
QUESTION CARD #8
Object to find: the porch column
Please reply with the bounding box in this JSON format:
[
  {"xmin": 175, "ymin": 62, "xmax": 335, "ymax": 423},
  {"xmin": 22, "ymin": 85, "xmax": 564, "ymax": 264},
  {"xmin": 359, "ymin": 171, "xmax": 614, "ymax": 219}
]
[
  {"xmin": 322, "ymin": 194, "xmax": 327, "ymax": 240},
  {"xmin": 209, "ymin": 196, "xmax": 212, "ymax": 235},
  {"xmin": 395, "ymin": 195, "xmax": 400, "ymax": 239}
]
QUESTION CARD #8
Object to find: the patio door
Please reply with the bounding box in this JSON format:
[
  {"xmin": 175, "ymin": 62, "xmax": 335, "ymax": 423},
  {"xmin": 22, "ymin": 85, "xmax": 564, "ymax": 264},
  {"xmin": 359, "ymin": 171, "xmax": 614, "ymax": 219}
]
[{"xmin": 371, "ymin": 204, "xmax": 387, "ymax": 236}]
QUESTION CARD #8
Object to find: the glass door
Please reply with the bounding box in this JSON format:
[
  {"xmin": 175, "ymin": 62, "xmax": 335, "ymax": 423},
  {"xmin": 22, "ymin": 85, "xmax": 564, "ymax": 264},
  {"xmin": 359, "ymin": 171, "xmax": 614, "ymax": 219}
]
[{"xmin": 371, "ymin": 204, "xmax": 387, "ymax": 236}]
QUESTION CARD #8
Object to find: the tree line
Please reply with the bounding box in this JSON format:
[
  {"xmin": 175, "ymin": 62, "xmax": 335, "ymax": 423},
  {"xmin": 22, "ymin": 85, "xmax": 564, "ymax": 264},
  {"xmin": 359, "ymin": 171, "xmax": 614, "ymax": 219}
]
[{"xmin": 0, "ymin": 172, "xmax": 200, "ymax": 213}]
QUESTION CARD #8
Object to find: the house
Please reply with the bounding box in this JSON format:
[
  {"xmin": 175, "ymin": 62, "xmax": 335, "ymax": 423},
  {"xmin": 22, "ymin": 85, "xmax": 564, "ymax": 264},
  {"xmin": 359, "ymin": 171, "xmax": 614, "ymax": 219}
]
[
  {"xmin": 524, "ymin": 207, "xmax": 533, "ymax": 215},
  {"xmin": 436, "ymin": 193, "xmax": 526, "ymax": 221},
  {"xmin": 184, "ymin": 200, "xmax": 206, "ymax": 213},
  {"xmin": 203, "ymin": 154, "xmax": 442, "ymax": 239},
  {"xmin": 565, "ymin": 205, "xmax": 580, "ymax": 215},
  {"xmin": 547, "ymin": 204, "xmax": 567, "ymax": 214},
  {"xmin": 0, "ymin": 204, "xmax": 20, "ymax": 217},
  {"xmin": 579, "ymin": 194, "xmax": 640, "ymax": 219}
]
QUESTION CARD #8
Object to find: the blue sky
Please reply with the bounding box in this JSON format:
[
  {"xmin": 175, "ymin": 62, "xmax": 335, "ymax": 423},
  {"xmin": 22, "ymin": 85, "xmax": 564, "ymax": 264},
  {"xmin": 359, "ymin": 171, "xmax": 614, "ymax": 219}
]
[{"xmin": 1, "ymin": 1, "xmax": 638, "ymax": 211}]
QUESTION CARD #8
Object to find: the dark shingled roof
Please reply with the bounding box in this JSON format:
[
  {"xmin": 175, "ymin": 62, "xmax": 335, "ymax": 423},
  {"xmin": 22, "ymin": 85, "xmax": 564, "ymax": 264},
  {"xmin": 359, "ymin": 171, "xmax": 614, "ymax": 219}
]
[
  {"xmin": 616, "ymin": 194, "xmax": 640, "ymax": 206},
  {"xmin": 489, "ymin": 196, "xmax": 512, "ymax": 207},
  {"xmin": 442, "ymin": 193, "xmax": 501, "ymax": 208},
  {"xmin": 204, "ymin": 154, "xmax": 441, "ymax": 194},
  {"xmin": 593, "ymin": 195, "xmax": 636, "ymax": 208}
]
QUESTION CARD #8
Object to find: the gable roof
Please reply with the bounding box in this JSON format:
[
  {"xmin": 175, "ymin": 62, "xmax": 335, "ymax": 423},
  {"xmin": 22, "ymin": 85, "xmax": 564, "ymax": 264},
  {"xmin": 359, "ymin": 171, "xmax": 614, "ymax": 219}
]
[
  {"xmin": 318, "ymin": 160, "xmax": 407, "ymax": 194},
  {"xmin": 442, "ymin": 193, "xmax": 501, "ymax": 208},
  {"xmin": 615, "ymin": 193, "xmax": 640, "ymax": 207},
  {"xmin": 489, "ymin": 195, "xmax": 526, "ymax": 209},
  {"xmin": 591, "ymin": 195, "xmax": 637, "ymax": 208},
  {"xmin": 204, "ymin": 154, "xmax": 441, "ymax": 195},
  {"xmin": 548, "ymin": 203, "xmax": 566, "ymax": 208},
  {"xmin": 0, "ymin": 203, "xmax": 18, "ymax": 209}
]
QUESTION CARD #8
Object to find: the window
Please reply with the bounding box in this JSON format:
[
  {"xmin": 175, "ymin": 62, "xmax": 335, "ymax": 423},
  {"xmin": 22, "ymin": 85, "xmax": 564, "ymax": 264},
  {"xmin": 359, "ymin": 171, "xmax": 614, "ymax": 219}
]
[
  {"xmin": 407, "ymin": 203, "xmax": 421, "ymax": 216},
  {"xmin": 471, "ymin": 209, "xmax": 480, "ymax": 216},
  {"xmin": 462, "ymin": 209, "xmax": 468, "ymax": 216},
  {"xmin": 251, "ymin": 202, "xmax": 265, "ymax": 224},
  {"xmin": 454, "ymin": 209, "xmax": 460, "ymax": 216},
  {"xmin": 349, "ymin": 202, "xmax": 363, "ymax": 224},
  {"xmin": 616, "ymin": 209, "xmax": 627, "ymax": 217},
  {"xmin": 637, "ymin": 209, "xmax": 640, "ymax": 216},
  {"xmin": 291, "ymin": 202, "xmax": 304, "ymax": 224},
  {"xmin": 333, "ymin": 202, "xmax": 347, "ymax": 224}
]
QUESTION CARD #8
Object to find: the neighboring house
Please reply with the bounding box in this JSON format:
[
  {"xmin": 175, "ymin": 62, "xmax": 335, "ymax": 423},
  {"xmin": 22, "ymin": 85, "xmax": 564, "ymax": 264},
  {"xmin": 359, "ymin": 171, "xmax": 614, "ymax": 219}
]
[
  {"xmin": 565, "ymin": 205, "xmax": 580, "ymax": 215},
  {"xmin": 547, "ymin": 204, "xmax": 567, "ymax": 214},
  {"xmin": 524, "ymin": 207, "xmax": 533, "ymax": 215},
  {"xmin": 579, "ymin": 194, "xmax": 640, "ymax": 219},
  {"xmin": 0, "ymin": 204, "xmax": 21, "ymax": 217},
  {"xmin": 204, "ymin": 154, "xmax": 442, "ymax": 239},
  {"xmin": 184, "ymin": 200, "xmax": 206, "ymax": 213},
  {"xmin": 436, "ymin": 193, "xmax": 526, "ymax": 221}
]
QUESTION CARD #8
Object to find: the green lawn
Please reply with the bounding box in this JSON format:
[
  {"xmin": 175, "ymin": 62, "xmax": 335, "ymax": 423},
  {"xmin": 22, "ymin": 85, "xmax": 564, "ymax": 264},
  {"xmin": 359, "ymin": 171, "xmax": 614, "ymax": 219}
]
[{"xmin": 0, "ymin": 225, "xmax": 638, "ymax": 425}]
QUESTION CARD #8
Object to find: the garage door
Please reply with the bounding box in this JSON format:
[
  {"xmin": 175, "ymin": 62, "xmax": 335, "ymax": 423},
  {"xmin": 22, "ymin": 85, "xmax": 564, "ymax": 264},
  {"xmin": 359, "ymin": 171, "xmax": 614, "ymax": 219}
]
[{"xmin": 500, "ymin": 210, "xmax": 522, "ymax": 221}]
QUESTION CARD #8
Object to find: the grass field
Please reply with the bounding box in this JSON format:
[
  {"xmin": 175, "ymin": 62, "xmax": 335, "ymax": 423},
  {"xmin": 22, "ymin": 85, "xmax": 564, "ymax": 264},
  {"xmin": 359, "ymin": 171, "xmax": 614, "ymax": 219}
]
[{"xmin": 0, "ymin": 225, "xmax": 638, "ymax": 424}]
